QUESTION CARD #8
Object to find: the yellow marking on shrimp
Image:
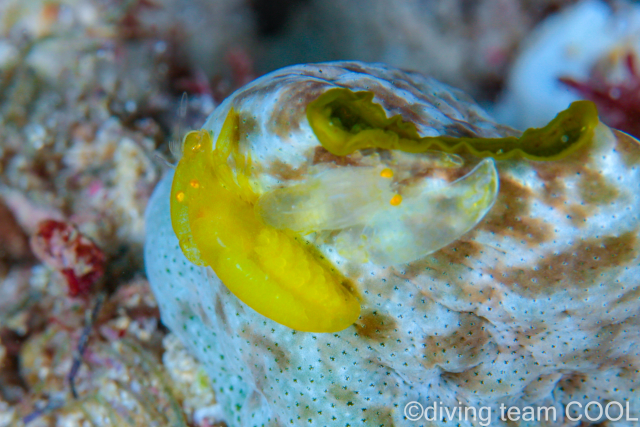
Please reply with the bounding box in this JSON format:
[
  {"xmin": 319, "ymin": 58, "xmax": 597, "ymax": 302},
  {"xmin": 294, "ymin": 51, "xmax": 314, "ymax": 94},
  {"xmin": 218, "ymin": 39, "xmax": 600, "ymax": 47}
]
[
  {"xmin": 175, "ymin": 191, "xmax": 185, "ymax": 202},
  {"xmin": 380, "ymin": 168, "xmax": 394, "ymax": 178},
  {"xmin": 389, "ymin": 194, "xmax": 402, "ymax": 206},
  {"xmin": 189, "ymin": 179, "xmax": 200, "ymax": 189},
  {"xmin": 170, "ymin": 109, "xmax": 360, "ymax": 333}
]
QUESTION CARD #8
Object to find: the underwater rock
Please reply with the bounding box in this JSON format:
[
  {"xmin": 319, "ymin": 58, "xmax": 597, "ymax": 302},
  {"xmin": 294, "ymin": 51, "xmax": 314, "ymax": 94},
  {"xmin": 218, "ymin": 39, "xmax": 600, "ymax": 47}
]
[{"xmin": 145, "ymin": 61, "xmax": 640, "ymax": 426}]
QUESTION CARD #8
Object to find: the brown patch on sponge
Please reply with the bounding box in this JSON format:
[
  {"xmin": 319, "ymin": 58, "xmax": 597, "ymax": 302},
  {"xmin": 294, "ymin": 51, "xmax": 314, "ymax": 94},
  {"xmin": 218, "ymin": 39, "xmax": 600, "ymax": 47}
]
[
  {"xmin": 500, "ymin": 231, "xmax": 637, "ymax": 297},
  {"xmin": 522, "ymin": 373, "xmax": 563, "ymax": 402},
  {"xmin": 312, "ymin": 146, "xmax": 361, "ymax": 166},
  {"xmin": 431, "ymin": 239, "xmax": 483, "ymax": 267},
  {"xmin": 340, "ymin": 62, "xmax": 371, "ymax": 75},
  {"xmin": 267, "ymin": 81, "xmax": 326, "ymax": 138},
  {"xmin": 478, "ymin": 177, "xmax": 552, "ymax": 245},
  {"xmin": 615, "ymin": 285, "xmax": 640, "ymax": 305},
  {"xmin": 615, "ymin": 357, "xmax": 640, "ymax": 380},
  {"xmin": 577, "ymin": 168, "xmax": 619, "ymax": 205},
  {"xmin": 238, "ymin": 112, "xmax": 258, "ymax": 138},
  {"xmin": 354, "ymin": 311, "xmax": 397, "ymax": 341},
  {"xmin": 523, "ymin": 155, "xmax": 615, "ymax": 228},
  {"xmin": 442, "ymin": 348, "xmax": 537, "ymax": 396},
  {"xmin": 267, "ymin": 159, "xmax": 307, "ymax": 181},
  {"xmin": 396, "ymin": 257, "xmax": 442, "ymax": 282},
  {"xmin": 557, "ymin": 372, "xmax": 590, "ymax": 396},
  {"xmin": 533, "ymin": 150, "xmax": 620, "ymax": 208},
  {"xmin": 566, "ymin": 204, "xmax": 589, "ymax": 228},
  {"xmin": 214, "ymin": 296, "xmax": 232, "ymax": 335},
  {"xmin": 368, "ymin": 85, "xmax": 423, "ymax": 125},
  {"xmin": 234, "ymin": 79, "xmax": 283, "ymax": 105},
  {"xmin": 251, "ymin": 333, "xmax": 291, "ymax": 371},
  {"xmin": 536, "ymin": 165, "xmax": 568, "ymax": 211},
  {"xmin": 457, "ymin": 281, "xmax": 499, "ymax": 306},
  {"xmin": 443, "ymin": 120, "xmax": 488, "ymax": 139},
  {"xmin": 422, "ymin": 313, "xmax": 492, "ymax": 371},
  {"xmin": 362, "ymin": 406, "xmax": 396, "ymax": 426}
]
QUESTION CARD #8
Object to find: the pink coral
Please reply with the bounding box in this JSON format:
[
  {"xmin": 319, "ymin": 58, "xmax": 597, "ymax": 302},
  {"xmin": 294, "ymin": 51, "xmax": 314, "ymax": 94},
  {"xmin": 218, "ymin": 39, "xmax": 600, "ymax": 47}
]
[{"xmin": 30, "ymin": 220, "xmax": 105, "ymax": 297}]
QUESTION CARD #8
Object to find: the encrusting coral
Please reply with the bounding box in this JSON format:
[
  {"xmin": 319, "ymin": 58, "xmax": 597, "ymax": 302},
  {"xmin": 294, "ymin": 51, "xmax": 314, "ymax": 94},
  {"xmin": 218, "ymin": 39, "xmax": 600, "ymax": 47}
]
[{"xmin": 145, "ymin": 61, "xmax": 640, "ymax": 426}]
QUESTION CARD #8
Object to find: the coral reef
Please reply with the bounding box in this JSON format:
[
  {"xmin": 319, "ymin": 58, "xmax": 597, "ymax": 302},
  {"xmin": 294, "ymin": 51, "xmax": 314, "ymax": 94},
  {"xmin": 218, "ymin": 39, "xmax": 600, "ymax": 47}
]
[
  {"xmin": 0, "ymin": 0, "xmax": 234, "ymax": 425},
  {"xmin": 145, "ymin": 61, "xmax": 640, "ymax": 426}
]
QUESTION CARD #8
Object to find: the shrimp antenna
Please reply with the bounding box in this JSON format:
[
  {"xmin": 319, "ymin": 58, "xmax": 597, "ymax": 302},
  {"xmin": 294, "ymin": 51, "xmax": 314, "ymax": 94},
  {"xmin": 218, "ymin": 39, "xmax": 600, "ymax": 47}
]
[{"xmin": 169, "ymin": 92, "xmax": 189, "ymax": 161}]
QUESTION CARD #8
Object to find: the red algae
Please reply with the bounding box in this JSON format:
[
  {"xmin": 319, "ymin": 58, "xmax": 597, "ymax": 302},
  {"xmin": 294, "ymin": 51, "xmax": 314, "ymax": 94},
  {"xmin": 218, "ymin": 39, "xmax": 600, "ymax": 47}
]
[
  {"xmin": 560, "ymin": 52, "xmax": 640, "ymax": 138},
  {"xmin": 30, "ymin": 220, "xmax": 105, "ymax": 297}
]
